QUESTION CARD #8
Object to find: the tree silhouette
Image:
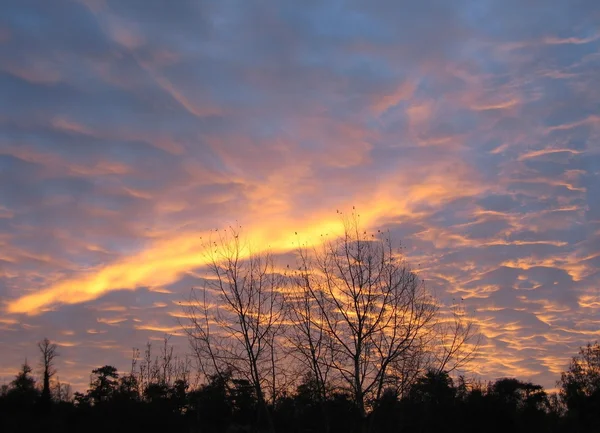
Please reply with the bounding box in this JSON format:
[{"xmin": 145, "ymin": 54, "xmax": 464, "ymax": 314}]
[
  {"xmin": 286, "ymin": 253, "xmax": 333, "ymax": 433},
  {"xmin": 116, "ymin": 373, "xmax": 139, "ymax": 401},
  {"xmin": 7, "ymin": 361, "xmax": 39, "ymax": 406},
  {"xmin": 37, "ymin": 337, "xmax": 58, "ymax": 408},
  {"xmin": 89, "ymin": 365, "xmax": 119, "ymax": 404},
  {"xmin": 408, "ymin": 370, "xmax": 456, "ymax": 405},
  {"xmin": 188, "ymin": 371, "xmax": 233, "ymax": 432},
  {"xmin": 288, "ymin": 214, "xmax": 477, "ymax": 432},
  {"xmin": 184, "ymin": 227, "xmax": 285, "ymax": 433},
  {"xmin": 559, "ymin": 342, "xmax": 600, "ymax": 431},
  {"xmin": 4, "ymin": 338, "xmax": 600, "ymax": 433}
]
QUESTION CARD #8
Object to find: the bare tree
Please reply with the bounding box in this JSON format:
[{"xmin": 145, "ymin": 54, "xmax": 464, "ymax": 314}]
[
  {"xmin": 182, "ymin": 216, "xmax": 478, "ymax": 433},
  {"xmin": 183, "ymin": 228, "xmax": 286, "ymax": 433},
  {"xmin": 132, "ymin": 338, "xmax": 191, "ymax": 401},
  {"xmin": 38, "ymin": 338, "xmax": 58, "ymax": 406},
  {"xmin": 431, "ymin": 302, "xmax": 479, "ymax": 374},
  {"xmin": 387, "ymin": 342, "xmax": 429, "ymax": 399},
  {"xmin": 285, "ymin": 245, "xmax": 334, "ymax": 433},
  {"xmin": 384, "ymin": 303, "xmax": 479, "ymax": 401},
  {"xmin": 160, "ymin": 336, "xmax": 175, "ymax": 385},
  {"xmin": 52, "ymin": 376, "xmax": 73, "ymax": 402},
  {"xmin": 290, "ymin": 214, "xmax": 477, "ymax": 432}
]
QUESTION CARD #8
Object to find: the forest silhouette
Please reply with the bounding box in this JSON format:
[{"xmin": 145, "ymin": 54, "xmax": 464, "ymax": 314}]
[
  {"xmin": 2, "ymin": 340, "xmax": 600, "ymax": 433},
  {"xmin": 2, "ymin": 219, "xmax": 599, "ymax": 433}
]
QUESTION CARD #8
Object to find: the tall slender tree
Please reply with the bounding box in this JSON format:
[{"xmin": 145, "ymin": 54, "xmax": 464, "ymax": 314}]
[{"xmin": 38, "ymin": 338, "xmax": 58, "ymax": 406}]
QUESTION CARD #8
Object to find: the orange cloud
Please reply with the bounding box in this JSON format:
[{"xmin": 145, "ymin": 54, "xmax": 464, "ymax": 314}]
[{"xmin": 6, "ymin": 159, "xmax": 486, "ymax": 315}]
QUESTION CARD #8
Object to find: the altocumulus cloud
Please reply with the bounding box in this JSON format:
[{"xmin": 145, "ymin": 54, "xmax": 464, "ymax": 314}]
[{"xmin": 0, "ymin": 0, "xmax": 599, "ymax": 389}]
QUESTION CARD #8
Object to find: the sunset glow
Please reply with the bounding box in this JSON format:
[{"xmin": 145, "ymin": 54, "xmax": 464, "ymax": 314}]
[{"xmin": 1, "ymin": 0, "xmax": 599, "ymax": 392}]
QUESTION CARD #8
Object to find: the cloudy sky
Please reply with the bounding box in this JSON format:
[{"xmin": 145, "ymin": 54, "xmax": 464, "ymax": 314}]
[{"xmin": 1, "ymin": 0, "xmax": 599, "ymax": 390}]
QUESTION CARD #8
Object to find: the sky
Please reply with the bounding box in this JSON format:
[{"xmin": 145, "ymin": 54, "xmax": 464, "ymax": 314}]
[{"xmin": 0, "ymin": 0, "xmax": 599, "ymax": 391}]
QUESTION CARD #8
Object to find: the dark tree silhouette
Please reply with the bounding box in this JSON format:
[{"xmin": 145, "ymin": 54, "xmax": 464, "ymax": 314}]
[
  {"xmin": 117, "ymin": 373, "xmax": 140, "ymax": 401},
  {"xmin": 2, "ymin": 341, "xmax": 599, "ymax": 433},
  {"xmin": 559, "ymin": 342, "xmax": 600, "ymax": 431},
  {"xmin": 188, "ymin": 371, "xmax": 233, "ymax": 432},
  {"xmin": 37, "ymin": 337, "xmax": 58, "ymax": 407},
  {"xmin": 408, "ymin": 369, "xmax": 456, "ymax": 405},
  {"xmin": 184, "ymin": 227, "xmax": 285, "ymax": 433},
  {"xmin": 89, "ymin": 365, "xmax": 119, "ymax": 404},
  {"xmin": 288, "ymin": 214, "xmax": 478, "ymax": 432},
  {"xmin": 6, "ymin": 288, "xmax": 600, "ymax": 433},
  {"xmin": 7, "ymin": 361, "xmax": 39, "ymax": 406}
]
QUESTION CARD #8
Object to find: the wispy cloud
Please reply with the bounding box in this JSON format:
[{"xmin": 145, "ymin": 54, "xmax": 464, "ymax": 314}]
[{"xmin": 0, "ymin": 0, "xmax": 598, "ymax": 390}]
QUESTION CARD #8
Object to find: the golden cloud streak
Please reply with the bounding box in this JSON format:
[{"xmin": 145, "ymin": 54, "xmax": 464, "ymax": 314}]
[
  {"xmin": 5, "ymin": 162, "xmax": 486, "ymax": 315},
  {"xmin": 5, "ymin": 216, "xmax": 345, "ymax": 315}
]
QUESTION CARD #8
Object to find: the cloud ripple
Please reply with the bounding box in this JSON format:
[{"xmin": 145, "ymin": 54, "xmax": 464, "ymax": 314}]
[{"xmin": 0, "ymin": 0, "xmax": 598, "ymax": 389}]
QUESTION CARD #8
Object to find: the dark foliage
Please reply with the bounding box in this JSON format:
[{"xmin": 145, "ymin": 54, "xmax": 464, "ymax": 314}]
[{"xmin": 1, "ymin": 343, "xmax": 599, "ymax": 433}]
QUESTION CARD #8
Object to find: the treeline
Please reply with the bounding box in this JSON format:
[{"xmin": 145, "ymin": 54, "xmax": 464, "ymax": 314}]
[{"xmin": 1, "ymin": 340, "xmax": 600, "ymax": 433}]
